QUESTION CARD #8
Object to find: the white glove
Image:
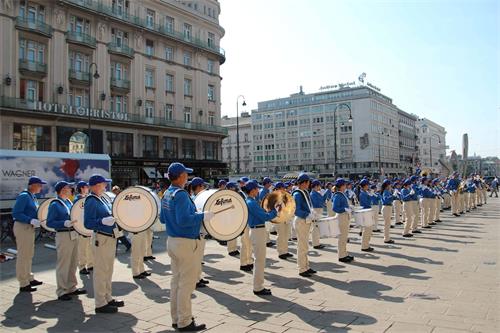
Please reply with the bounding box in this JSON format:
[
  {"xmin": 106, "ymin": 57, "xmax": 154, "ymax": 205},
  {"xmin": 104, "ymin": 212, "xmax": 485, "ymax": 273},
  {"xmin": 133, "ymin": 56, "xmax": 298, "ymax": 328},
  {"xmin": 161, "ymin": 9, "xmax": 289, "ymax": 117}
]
[
  {"xmin": 307, "ymin": 213, "xmax": 315, "ymax": 221},
  {"xmin": 410, "ymin": 189, "xmax": 415, "ymax": 195},
  {"xmin": 63, "ymin": 220, "xmax": 74, "ymax": 228},
  {"xmin": 204, "ymin": 211, "xmax": 215, "ymax": 221},
  {"xmin": 345, "ymin": 207, "xmax": 352, "ymax": 213},
  {"xmin": 30, "ymin": 219, "xmax": 40, "ymax": 227},
  {"xmin": 101, "ymin": 216, "xmax": 116, "ymax": 226}
]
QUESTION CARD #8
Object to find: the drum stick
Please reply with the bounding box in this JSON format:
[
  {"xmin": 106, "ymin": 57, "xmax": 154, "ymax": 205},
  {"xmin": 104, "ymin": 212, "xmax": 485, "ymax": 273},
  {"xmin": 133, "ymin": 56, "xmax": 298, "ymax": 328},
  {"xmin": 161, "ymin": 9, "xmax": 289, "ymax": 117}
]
[{"xmin": 214, "ymin": 205, "xmax": 235, "ymax": 215}]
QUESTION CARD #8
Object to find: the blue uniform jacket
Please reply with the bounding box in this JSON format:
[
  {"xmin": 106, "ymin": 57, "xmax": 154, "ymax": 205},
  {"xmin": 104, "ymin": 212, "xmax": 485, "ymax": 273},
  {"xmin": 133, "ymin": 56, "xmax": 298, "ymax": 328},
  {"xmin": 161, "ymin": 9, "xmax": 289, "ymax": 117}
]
[
  {"xmin": 246, "ymin": 197, "xmax": 277, "ymax": 228},
  {"xmin": 466, "ymin": 183, "xmax": 476, "ymax": 193},
  {"xmin": 84, "ymin": 193, "xmax": 115, "ymax": 234},
  {"xmin": 310, "ymin": 190, "xmax": 326, "ymax": 209},
  {"xmin": 400, "ymin": 188, "xmax": 413, "ymax": 201},
  {"xmin": 332, "ymin": 191, "xmax": 349, "ymax": 213},
  {"xmin": 371, "ymin": 193, "xmax": 381, "ymax": 205},
  {"xmin": 47, "ymin": 197, "xmax": 73, "ymax": 230},
  {"xmin": 12, "ymin": 191, "xmax": 38, "ymax": 224},
  {"xmin": 160, "ymin": 185, "xmax": 204, "ymax": 239},
  {"xmin": 410, "ymin": 184, "xmax": 420, "ymax": 200},
  {"xmin": 258, "ymin": 187, "xmax": 270, "ymax": 202},
  {"xmin": 446, "ymin": 178, "xmax": 459, "ymax": 191},
  {"xmin": 293, "ymin": 190, "xmax": 311, "ymax": 219},
  {"xmin": 381, "ymin": 190, "xmax": 394, "ymax": 205},
  {"xmin": 421, "ymin": 186, "xmax": 436, "ymax": 198},
  {"xmin": 359, "ymin": 190, "xmax": 372, "ymax": 209}
]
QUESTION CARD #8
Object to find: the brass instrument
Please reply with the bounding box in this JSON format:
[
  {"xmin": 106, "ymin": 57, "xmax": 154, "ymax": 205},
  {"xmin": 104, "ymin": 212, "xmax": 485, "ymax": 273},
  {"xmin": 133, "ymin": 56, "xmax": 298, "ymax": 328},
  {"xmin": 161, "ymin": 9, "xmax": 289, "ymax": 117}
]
[{"xmin": 261, "ymin": 191, "xmax": 296, "ymax": 224}]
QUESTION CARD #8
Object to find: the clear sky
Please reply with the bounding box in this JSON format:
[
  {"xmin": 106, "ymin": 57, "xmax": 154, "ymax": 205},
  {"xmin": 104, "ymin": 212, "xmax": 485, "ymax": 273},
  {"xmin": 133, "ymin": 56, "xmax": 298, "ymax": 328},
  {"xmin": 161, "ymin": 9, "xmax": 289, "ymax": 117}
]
[{"xmin": 218, "ymin": 0, "xmax": 499, "ymax": 157}]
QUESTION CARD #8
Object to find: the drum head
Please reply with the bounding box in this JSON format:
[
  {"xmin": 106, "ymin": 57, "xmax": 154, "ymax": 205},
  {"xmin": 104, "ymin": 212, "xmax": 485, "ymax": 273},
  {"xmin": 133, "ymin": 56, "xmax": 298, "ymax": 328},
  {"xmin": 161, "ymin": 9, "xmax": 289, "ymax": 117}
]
[
  {"xmin": 194, "ymin": 189, "xmax": 248, "ymax": 241},
  {"xmin": 37, "ymin": 198, "xmax": 57, "ymax": 232},
  {"xmin": 112, "ymin": 186, "xmax": 159, "ymax": 233},
  {"xmin": 71, "ymin": 198, "xmax": 93, "ymax": 237}
]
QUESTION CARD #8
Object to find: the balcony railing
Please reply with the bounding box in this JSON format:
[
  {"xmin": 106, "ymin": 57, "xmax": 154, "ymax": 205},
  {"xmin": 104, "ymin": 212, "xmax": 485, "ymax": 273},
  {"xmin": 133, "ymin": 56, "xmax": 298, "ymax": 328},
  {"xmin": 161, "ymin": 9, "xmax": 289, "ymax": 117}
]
[
  {"xmin": 62, "ymin": 0, "xmax": 225, "ymax": 63},
  {"xmin": 110, "ymin": 77, "xmax": 130, "ymax": 91},
  {"xmin": 19, "ymin": 59, "xmax": 47, "ymax": 76},
  {"xmin": 0, "ymin": 96, "xmax": 228, "ymax": 136},
  {"xmin": 107, "ymin": 42, "xmax": 135, "ymax": 58},
  {"xmin": 69, "ymin": 69, "xmax": 90, "ymax": 84},
  {"xmin": 66, "ymin": 31, "xmax": 97, "ymax": 48},
  {"xmin": 15, "ymin": 16, "xmax": 53, "ymax": 37}
]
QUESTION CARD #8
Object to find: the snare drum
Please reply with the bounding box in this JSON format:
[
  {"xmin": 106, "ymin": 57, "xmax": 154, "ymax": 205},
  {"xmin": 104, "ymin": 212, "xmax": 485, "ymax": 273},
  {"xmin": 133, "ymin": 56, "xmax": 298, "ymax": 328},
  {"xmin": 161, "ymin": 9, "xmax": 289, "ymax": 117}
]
[
  {"xmin": 194, "ymin": 189, "xmax": 248, "ymax": 241},
  {"xmin": 70, "ymin": 198, "xmax": 93, "ymax": 237},
  {"xmin": 37, "ymin": 198, "xmax": 56, "ymax": 232},
  {"xmin": 353, "ymin": 208, "xmax": 375, "ymax": 227},
  {"xmin": 318, "ymin": 216, "xmax": 340, "ymax": 238},
  {"xmin": 112, "ymin": 186, "xmax": 160, "ymax": 233}
]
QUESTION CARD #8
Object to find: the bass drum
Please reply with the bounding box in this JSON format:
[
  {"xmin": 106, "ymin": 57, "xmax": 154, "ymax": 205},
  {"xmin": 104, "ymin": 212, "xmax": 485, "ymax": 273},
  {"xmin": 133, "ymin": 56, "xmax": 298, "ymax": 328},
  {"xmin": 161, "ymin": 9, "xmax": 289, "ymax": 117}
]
[
  {"xmin": 112, "ymin": 186, "xmax": 160, "ymax": 233},
  {"xmin": 194, "ymin": 189, "xmax": 248, "ymax": 241},
  {"xmin": 37, "ymin": 198, "xmax": 57, "ymax": 232},
  {"xmin": 70, "ymin": 198, "xmax": 93, "ymax": 237}
]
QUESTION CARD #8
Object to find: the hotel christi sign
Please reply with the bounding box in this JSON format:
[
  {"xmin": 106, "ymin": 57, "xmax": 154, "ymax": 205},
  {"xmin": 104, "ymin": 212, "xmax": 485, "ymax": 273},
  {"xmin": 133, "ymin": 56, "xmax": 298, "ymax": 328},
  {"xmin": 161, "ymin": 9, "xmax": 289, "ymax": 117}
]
[{"xmin": 32, "ymin": 101, "xmax": 129, "ymax": 121}]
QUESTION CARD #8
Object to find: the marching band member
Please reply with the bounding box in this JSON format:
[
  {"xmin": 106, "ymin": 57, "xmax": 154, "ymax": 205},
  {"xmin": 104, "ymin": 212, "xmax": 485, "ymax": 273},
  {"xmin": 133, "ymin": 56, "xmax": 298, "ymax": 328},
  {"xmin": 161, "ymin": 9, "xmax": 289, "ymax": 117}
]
[
  {"xmin": 273, "ymin": 182, "xmax": 293, "ymax": 260},
  {"xmin": 446, "ymin": 173, "xmax": 460, "ymax": 216},
  {"xmin": 370, "ymin": 184, "xmax": 381, "ymax": 232},
  {"xmin": 465, "ymin": 178, "xmax": 476, "ymax": 211},
  {"xmin": 12, "ymin": 176, "xmax": 47, "ymax": 292},
  {"xmin": 259, "ymin": 177, "xmax": 274, "ymax": 248},
  {"xmin": 190, "ymin": 177, "xmax": 210, "ymax": 289},
  {"xmin": 310, "ymin": 180, "xmax": 328, "ymax": 250},
  {"xmin": 332, "ymin": 178, "xmax": 353, "ymax": 262},
  {"xmin": 160, "ymin": 163, "xmax": 213, "ymax": 331},
  {"xmin": 74, "ymin": 181, "xmax": 94, "ymax": 275},
  {"xmin": 358, "ymin": 179, "xmax": 374, "ymax": 251},
  {"xmin": 286, "ymin": 181, "xmax": 298, "ymax": 241},
  {"xmin": 218, "ymin": 179, "xmax": 227, "ymax": 190},
  {"xmin": 293, "ymin": 173, "xmax": 317, "ymax": 277},
  {"xmin": 325, "ymin": 182, "xmax": 334, "ymax": 217},
  {"xmin": 237, "ymin": 178, "xmax": 254, "ymax": 272},
  {"xmin": 401, "ymin": 180, "xmax": 415, "ymax": 237},
  {"xmin": 410, "ymin": 176, "xmax": 422, "ymax": 234},
  {"xmin": 130, "ymin": 227, "xmax": 151, "ymax": 280},
  {"xmin": 381, "ymin": 179, "xmax": 395, "ymax": 244},
  {"xmin": 47, "ymin": 181, "xmax": 87, "ymax": 300},
  {"xmin": 84, "ymin": 174, "xmax": 124, "ymax": 314},
  {"xmin": 225, "ymin": 182, "xmax": 241, "ymax": 257},
  {"xmin": 393, "ymin": 181, "xmax": 404, "ymax": 226},
  {"xmin": 420, "ymin": 177, "xmax": 435, "ymax": 229},
  {"xmin": 243, "ymin": 180, "xmax": 279, "ymax": 295}
]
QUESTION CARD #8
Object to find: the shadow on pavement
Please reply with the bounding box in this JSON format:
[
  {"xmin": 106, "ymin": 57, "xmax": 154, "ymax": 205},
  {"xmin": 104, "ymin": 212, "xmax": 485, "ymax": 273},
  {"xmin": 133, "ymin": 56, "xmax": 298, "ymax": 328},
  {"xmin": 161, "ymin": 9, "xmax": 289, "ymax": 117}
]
[{"xmin": 350, "ymin": 261, "xmax": 431, "ymax": 281}]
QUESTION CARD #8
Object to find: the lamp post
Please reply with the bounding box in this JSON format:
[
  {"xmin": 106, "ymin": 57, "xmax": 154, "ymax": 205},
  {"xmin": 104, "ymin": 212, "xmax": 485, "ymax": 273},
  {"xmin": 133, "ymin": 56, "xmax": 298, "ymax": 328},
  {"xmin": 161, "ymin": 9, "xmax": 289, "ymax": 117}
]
[
  {"xmin": 429, "ymin": 133, "xmax": 441, "ymax": 174},
  {"xmin": 236, "ymin": 95, "xmax": 246, "ymax": 175},
  {"xmin": 333, "ymin": 103, "xmax": 353, "ymax": 175},
  {"xmin": 88, "ymin": 62, "xmax": 100, "ymax": 153}
]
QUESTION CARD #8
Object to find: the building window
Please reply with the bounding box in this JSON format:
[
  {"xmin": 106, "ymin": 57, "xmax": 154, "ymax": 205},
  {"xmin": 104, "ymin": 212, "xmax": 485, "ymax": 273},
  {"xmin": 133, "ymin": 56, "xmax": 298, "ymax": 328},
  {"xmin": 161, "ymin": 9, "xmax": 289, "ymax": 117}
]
[
  {"xmin": 203, "ymin": 141, "xmax": 217, "ymax": 160},
  {"xmin": 68, "ymin": 87, "xmax": 89, "ymax": 107},
  {"xmin": 145, "ymin": 68, "xmax": 154, "ymax": 88},
  {"xmin": 208, "ymin": 85, "xmax": 215, "ymax": 101},
  {"xmin": 110, "ymin": 94, "xmax": 128, "ymax": 113},
  {"xmin": 183, "ymin": 51, "xmax": 192, "ymax": 66},
  {"xmin": 19, "ymin": 1, "xmax": 45, "ymax": 22},
  {"xmin": 165, "ymin": 104, "xmax": 173, "ymax": 121},
  {"xmin": 165, "ymin": 46, "xmax": 174, "ymax": 61},
  {"xmin": 146, "ymin": 9, "xmax": 155, "ymax": 29},
  {"xmin": 106, "ymin": 131, "xmax": 133, "ymax": 157},
  {"xmin": 208, "ymin": 112, "xmax": 215, "ymax": 126},
  {"xmin": 182, "ymin": 139, "xmax": 196, "ymax": 159},
  {"xmin": 111, "ymin": 61, "xmax": 127, "ymax": 80},
  {"xmin": 19, "ymin": 79, "xmax": 43, "ymax": 101},
  {"xmin": 143, "ymin": 135, "xmax": 158, "ymax": 157},
  {"xmin": 207, "ymin": 59, "xmax": 214, "ymax": 74},
  {"xmin": 111, "ymin": 0, "xmax": 129, "ymax": 17},
  {"xmin": 145, "ymin": 39, "xmax": 154, "ymax": 56},
  {"xmin": 13, "ymin": 123, "xmax": 51, "ymax": 151},
  {"xmin": 183, "ymin": 107, "xmax": 192, "ymax": 123},
  {"xmin": 69, "ymin": 50, "xmax": 90, "ymax": 72},
  {"xmin": 19, "ymin": 38, "xmax": 45, "ymax": 63},
  {"xmin": 165, "ymin": 73, "xmax": 174, "ymax": 92},
  {"xmin": 184, "ymin": 78, "xmax": 192, "ymax": 96},
  {"xmin": 183, "ymin": 23, "xmax": 192, "ymax": 41},
  {"xmin": 145, "ymin": 101, "xmax": 154, "ymax": 119},
  {"xmin": 111, "ymin": 28, "xmax": 128, "ymax": 47},
  {"xmin": 207, "ymin": 32, "xmax": 215, "ymax": 48},
  {"xmin": 163, "ymin": 137, "xmax": 178, "ymax": 158},
  {"xmin": 164, "ymin": 16, "xmax": 174, "ymax": 33},
  {"xmin": 69, "ymin": 15, "xmax": 91, "ymax": 34}
]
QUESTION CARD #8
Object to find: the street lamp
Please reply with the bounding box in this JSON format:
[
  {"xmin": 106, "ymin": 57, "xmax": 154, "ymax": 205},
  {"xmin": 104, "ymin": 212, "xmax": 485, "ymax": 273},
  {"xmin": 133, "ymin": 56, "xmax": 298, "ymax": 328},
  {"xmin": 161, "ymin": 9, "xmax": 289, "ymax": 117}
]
[
  {"xmin": 429, "ymin": 133, "xmax": 441, "ymax": 174},
  {"xmin": 333, "ymin": 103, "xmax": 353, "ymax": 175},
  {"xmin": 236, "ymin": 95, "xmax": 246, "ymax": 175},
  {"xmin": 88, "ymin": 62, "xmax": 100, "ymax": 153}
]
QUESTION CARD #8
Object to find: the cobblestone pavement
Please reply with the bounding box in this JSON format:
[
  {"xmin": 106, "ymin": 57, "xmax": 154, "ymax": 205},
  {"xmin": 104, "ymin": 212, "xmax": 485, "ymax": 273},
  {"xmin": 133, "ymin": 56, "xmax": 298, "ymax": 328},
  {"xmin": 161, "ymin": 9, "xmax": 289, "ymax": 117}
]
[{"xmin": 1, "ymin": 198, "xmax": 498, "ymax": 333}]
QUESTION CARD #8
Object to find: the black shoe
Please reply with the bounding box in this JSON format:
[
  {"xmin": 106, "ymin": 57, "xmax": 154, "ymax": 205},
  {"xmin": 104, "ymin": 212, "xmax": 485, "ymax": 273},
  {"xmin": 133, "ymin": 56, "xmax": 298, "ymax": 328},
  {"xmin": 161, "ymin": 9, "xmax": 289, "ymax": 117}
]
[
  {"xmin": 253, "ymin": 288, "xmax": 272, "ymax": 296},
  {"xmin": 361, "ymin": 247, "xmax": 374, "ymax": 252},
  {"xmin": 87, "ymin": 267, "xmax": 93, "ymax": 271},
  {"xmin": 278, "ymin": 254, "xmax": 289, "ymax": 260},
  {"xmin": 373, "ymin": 229, "xmax": 381, "ymax": 233},
  {"xmin": 412, "ymin": 230, "xmax": 422, "ymax": 234},
  {"xmin": 402, "ymin": 234, "xmax": 414, "ymax": 238},
  {"xmin": 306, "ymin": 268, "xmax": 317, "ymax": 274},
  {"xmin": 453, "ymin": 213, "xmax": 459, "ymax": 217},
  {"xmin": 69, "ymin": 288, "xmax": 87, "ymax": 295},
  {"xmin": 30, "ymin": 280, "xmax": 43, "ymax": 286},
  {"xmin": 395, "ymin": 222, "xmax": 404, "ymax": 225},
  {"xmin": 228, "ymin": 250, "xmax": 240, "ymax": 257},
  {"xmin": 199, "ymin": 278, "xmax": 209, "ymax": 284},
  {"xmin": 58, "ymin": 294, "xmax": 72, "ymax": 301},
  {"xmin": 96, "ymin": 304, "xmax": 118, "ymax": 314},
  {"xmin": 19, "ymin": 285, "xmax": 36, "ymax": 292},
  {"xmin": 148, "ymin": 256, "xmax": 157, "ymax": 260},
  {"xmin": 108, "ymin": 299, "xmax": 124, "ymax": 307},
  {"xmin": 240, "ymin": 265, "xmax": 252, "ymax": 272},
  {"xmin": 270, "ymin": 231, "xmax": 278, "ymax": 235},
  {"xmin": 346, "ymin": 255, "xmax": 354, "ymax": 261},
  {"xmin": 141, "ymin": 271, "xmax": 152, "ymax": 277},
  {"xmin": 266, "ymin": 242, "xmax": 274, "ymax": 248},
  {"xmin": 359, "ymin": 231, "xmax": 362, "ymax": 236},
  {"xmin": 196, "ymin": 281, "xmax": 207, "ymax": 288},
  {"xmin": 429, "ymin": 222, "xmax": 437, "ymax": 225},
  {"xmin": 285, "ymin": 253, "xmax": 293, "ymax": 258},
  {"xmin": 133, "ymin": 274, "xmax": 145, "ymax": 279},
  {"xmin": 423, "ymin": 226, "xmax": 432, "ymax": 229},
  {"xmin": 339, "ymin": 256, "xmax": 353, "ymax": 263},
  {"xmin": 79, "ymin": 268, "xmax": 90, "ymax": 275},
  {"xmin": 435, "ymin": 219, "xmax": 442, "ymax": 222},
  {"xmin": 292, "ymin": 237, "xmax": 298, "ymax": 241},
  {"xmin": 384, "ymin": 240, "xmax": 395, "ymax": 244},
  {"xmin": 299, "ymin": 271, "xmax": 312, "ymax": 277},
  {"xmin": 390, "ymin": 225, "xmax": 395, "ymax": 228},
  {"xmin": 313, "ymin": 244, "xmax": 325, "ymax": 249},
  {"xmin": 178, "ymin": 321, "xmax": 206, "ymax": 332}
]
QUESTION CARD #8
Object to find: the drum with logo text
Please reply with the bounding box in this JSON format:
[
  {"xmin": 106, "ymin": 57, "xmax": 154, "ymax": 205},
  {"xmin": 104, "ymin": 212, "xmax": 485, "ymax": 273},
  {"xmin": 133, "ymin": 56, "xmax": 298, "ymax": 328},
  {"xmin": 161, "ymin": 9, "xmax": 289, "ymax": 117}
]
[{"xmin": 112, "ymin": 186, "xmax": 160, "ymax": 233}]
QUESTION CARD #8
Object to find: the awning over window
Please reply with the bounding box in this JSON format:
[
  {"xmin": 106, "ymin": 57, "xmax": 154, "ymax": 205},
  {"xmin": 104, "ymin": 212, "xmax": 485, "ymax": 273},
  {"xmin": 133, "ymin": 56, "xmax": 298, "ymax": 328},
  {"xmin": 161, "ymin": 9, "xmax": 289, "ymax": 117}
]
[{"xmin": 142, "ymin": 167, "xmax": 162, "ymax": 179}]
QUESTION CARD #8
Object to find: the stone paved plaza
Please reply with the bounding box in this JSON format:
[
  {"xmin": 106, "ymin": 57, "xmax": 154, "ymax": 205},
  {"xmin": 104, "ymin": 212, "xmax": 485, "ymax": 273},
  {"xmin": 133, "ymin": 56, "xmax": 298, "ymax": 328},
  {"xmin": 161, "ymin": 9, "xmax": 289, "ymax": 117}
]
[{"xmin": 1, "ymin": 198, "xmax": 499, "ymax": 333}]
